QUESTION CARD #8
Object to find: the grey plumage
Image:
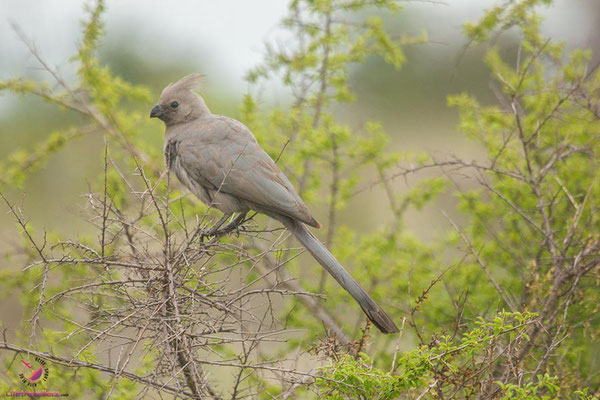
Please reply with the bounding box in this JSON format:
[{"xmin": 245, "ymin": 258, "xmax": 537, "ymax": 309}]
[
  {"xmin": 151, "ymin": 73, "xmax": 399, "ymax": 334},
  {"xmin": 276, "ymin": 214, "xmax": 399, "ymax": 333}
]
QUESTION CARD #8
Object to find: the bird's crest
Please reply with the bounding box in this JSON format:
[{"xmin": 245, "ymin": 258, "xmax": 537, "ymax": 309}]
[{"xmin": 163, "ymin": 73, "xmax": 205, "ymax": 95}]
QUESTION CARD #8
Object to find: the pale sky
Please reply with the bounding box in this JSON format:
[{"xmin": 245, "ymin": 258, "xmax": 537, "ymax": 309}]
[{"xmin": 0, "ymin": 0, "xmax": 595, "ymax": 97}]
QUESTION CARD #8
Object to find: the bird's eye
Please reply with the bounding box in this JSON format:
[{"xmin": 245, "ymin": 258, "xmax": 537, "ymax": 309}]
[{"xmin": 170, "ymin": 101, "xmax": 179, "ymax": 109}]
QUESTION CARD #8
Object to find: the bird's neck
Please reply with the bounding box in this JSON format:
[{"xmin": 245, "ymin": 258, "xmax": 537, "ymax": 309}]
[{"xmin": 191, "ymin": 96, "xmax": 211, "ymax": 119}]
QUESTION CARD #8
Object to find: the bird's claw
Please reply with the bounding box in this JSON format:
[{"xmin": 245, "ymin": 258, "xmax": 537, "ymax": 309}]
[{"xmin": 199, "ymin": 212, "xmax": 247, "ymax": 242}]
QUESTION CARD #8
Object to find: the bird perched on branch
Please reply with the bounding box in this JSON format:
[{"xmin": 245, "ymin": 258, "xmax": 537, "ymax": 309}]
[{"xmin": 150, "ymin": 73, "xmax": 398, "ymax": 334}]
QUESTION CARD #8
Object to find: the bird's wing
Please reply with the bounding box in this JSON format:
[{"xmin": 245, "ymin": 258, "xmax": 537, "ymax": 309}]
[{"xmin": 174, "ymin": 117, "xmax": 320, "ymax": 228}]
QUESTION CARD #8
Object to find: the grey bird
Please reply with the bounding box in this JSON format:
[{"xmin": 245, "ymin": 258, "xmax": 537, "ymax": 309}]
[{"xmin": 150, "ymin": 73, "xmax": 399, "ymax": 334}]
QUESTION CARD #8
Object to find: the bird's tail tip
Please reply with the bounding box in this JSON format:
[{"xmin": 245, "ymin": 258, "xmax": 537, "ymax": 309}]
[{"xmin": 307, "ymin": 217, "xmax": 322, "ymax": 229}]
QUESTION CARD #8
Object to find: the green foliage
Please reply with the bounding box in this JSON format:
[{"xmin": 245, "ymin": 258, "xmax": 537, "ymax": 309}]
[
  {"xmin": 0, "ymin": 1, "xmax": 157, "ymax": 396},
  {"xmin": 317, "ymin": 312, "xmax": 540, "ymax": 398},
  {"xmin": 0, "ymin": 0, "xmax": 152, "ymax": 190},
  {"xmin": 463, "ymin": 0, "xmax": 553, "ymax": 42},
  {"xmin": 1, "ymin": 0, "xmax": 599, "ymax": 398},
  {"xmin": 316, "ymin": 0, "xmax": 600, "ymax": 398},
  {"xmin": 318, "ymin": 353, "xmax": 403, "ymax": 399},
  {"xmin": 242, "ymin": 0, "xmax": 435, "ymax": 348},
  {"xmin": 497, "ymin": 374, "xmax": 559, "ymax": 400},
  {"xmin": 0, "ymin": 130, "xmax": 70, "ymax": 188}
]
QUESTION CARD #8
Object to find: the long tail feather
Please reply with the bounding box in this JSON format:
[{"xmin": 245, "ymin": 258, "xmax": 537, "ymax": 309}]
[{"xmin": 274, "ymin": 214, "xmax": 399, "ymax": 334}]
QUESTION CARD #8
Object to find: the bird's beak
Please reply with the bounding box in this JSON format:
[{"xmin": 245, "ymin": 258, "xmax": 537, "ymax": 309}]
[{"xmin": 150, "ymin": 104, "xmax": 164, "ymax": 119}]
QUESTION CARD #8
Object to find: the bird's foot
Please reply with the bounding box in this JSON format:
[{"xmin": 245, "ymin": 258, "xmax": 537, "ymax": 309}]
[
  {"xmin": 200, "ymin": 212, "xmax": 247, "ymax": 241},
  {"xmin": 200, "ymin": 213, "xmax": 231, "ymax": 241},
  {"xmin": 220, "ymin": 212, "xmax": 247, "ymax": 236}
]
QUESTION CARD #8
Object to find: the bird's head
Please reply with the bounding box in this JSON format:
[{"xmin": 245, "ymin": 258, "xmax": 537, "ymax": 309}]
[{"xmin": 150, "ymin": 73, "xmax": 210, "ymax": 126}]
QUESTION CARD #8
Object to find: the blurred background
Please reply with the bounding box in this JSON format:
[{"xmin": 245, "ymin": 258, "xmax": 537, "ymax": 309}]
[{"xmin": 0, "ymin": 0, "xmax": 599, "ymax": 317}]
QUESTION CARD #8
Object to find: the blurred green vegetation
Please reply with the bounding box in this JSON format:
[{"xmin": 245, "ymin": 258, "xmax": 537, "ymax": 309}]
[{"xmin": 1, "ymin": 0, "xmax": 599, "ymax": 398}]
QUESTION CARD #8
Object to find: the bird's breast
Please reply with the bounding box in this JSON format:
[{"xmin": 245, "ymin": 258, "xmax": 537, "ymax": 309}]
[{"xmin": 164, "ymin": 139, "xmax": 179, "ymax": 170}]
